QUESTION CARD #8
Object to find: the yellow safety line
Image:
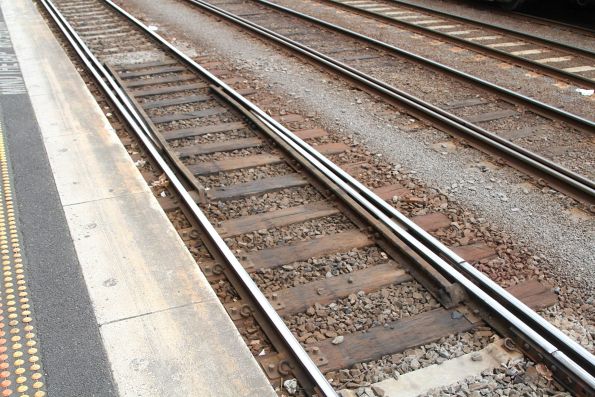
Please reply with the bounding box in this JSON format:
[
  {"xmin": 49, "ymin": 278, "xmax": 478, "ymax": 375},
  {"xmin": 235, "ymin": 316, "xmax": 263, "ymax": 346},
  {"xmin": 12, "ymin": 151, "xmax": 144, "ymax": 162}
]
[{"xmin": 0, "ymin": 123, "xmax": 45, "ymax": 397}]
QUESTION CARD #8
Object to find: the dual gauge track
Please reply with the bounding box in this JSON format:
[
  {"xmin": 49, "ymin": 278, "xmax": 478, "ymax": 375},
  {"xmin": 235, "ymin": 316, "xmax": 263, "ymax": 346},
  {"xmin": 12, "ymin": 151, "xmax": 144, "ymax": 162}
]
[{"xmin": 39, "ymin": 0, "xmax": 594, "ymax": 395}]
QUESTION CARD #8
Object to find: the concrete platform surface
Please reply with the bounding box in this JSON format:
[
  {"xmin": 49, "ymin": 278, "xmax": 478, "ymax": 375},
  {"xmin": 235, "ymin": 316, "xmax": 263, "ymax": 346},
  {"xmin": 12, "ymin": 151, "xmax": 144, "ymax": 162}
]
[{"xmin": 0, "ymin": 0, "xmax": 276, "ymax": 395}]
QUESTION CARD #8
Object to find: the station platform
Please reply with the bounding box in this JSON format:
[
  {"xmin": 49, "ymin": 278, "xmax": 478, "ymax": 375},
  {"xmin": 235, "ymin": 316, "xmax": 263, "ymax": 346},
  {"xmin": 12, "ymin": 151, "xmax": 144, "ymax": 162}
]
[{"xmin": 0, "ymin": 0, "xmax": 276, "ymax": 396}]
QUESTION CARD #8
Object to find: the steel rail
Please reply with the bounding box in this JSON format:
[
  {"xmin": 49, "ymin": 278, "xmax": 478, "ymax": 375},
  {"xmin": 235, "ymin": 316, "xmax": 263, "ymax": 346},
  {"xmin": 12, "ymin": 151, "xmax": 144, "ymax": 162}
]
[
  {"xmin": 251, "ymin": 0, "xmax": 595, "ymax": 129},
  {"xmin": 385, "ymin": 0, "xmax": 595, "ymax": 58},
  {"xmin": 42, "ymin": 0, "xmax": 595, "ymax": 394},
  {"xmin": 104, "ymin": 0, "xmax": 595, "ymax": 392},
  {"xmin": 185, "ymin": 0, "xmax": 595, "ymax": 205},
  {"xmin": 317, "ymin": 0, "xmax": 595, "ymax": 88},
  {"xmin": 38, "ymin": 1, "xmax": 337, "ymax": 396}
]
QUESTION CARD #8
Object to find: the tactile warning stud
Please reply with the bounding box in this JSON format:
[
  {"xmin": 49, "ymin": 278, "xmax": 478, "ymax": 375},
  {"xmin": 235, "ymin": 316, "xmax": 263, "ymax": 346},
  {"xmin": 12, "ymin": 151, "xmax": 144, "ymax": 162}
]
[{"xmin": 0, "ymin": 121, "xmax": 46, "ymax": 397}]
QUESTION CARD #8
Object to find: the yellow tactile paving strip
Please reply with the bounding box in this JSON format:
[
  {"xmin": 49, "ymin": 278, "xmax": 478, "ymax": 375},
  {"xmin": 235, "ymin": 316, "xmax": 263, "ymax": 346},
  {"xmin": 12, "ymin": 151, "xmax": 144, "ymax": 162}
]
[{"xmin": 0, "ymin": 122, "xmax": 46, "ymax": 397}]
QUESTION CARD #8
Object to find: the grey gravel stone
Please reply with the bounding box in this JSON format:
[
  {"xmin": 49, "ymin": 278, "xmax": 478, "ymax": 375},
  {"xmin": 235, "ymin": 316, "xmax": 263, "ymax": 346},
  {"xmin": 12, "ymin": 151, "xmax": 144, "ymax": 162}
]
[
  {"xmin": 471, "ymin": 352, "xmax": 483, "ymax": 362},
  {"xmin": 283, "ymin": 378, "xmax": 298, "ymax": 395}
]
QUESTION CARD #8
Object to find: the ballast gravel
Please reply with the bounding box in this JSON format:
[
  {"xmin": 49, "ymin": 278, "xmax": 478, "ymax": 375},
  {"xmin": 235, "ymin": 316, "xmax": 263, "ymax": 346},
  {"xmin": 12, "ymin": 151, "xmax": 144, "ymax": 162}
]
[
  {"xmin": 253, "ymin": 246, "xmax": 388, "ymax": 292},
  {"xmin": 286, "ymin": 280, "xmax": 440, "ymax": 343},
  {"xmin": 224, "ymin": 213, "xmax": 356, "ymax": 251}
]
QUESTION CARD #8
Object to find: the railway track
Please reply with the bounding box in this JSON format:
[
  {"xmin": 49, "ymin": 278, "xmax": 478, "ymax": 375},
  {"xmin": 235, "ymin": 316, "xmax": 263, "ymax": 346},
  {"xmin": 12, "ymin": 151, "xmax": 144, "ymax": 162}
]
[
  {"xmin": 330, "ymin": 0, "xmax": 595, "ymax": 86},
  {"xmin": 40, "ymin": 0, "xmax": 595, "ymax": 395},
  {"xmin": 181, "ymin": 0, "xmax": 595, "ymax": 206}
]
